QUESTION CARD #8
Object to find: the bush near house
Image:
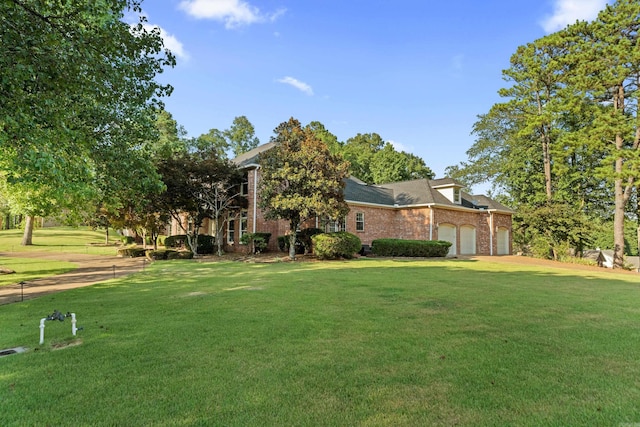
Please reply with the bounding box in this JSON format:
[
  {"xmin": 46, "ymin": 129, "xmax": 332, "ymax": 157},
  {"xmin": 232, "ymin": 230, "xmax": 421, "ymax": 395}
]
[
  {"xmin": 120, "ymin": 235, "xmax": 135, "ymax": 245},
  {"xmin": 117, "ymin": 247, "xmax": 146, "ymax": 258},
  {"xmin": 371, "ymin": 239, "xmax": 451, "ymax": 257},
  {"xmin": 146, "ymin": 249, "xmax": 195, "ymax": 260},
  {"xmin": 164, "ymin": 234, "xmax": 214, "ymax": 254},
  {"xmin": 312, "ymin": 232, "xmax": 361, "ymax": 259},
  {"xmin": 240, "ymin": 232, "xmax": 272, "ymax": 253},
  {"xmin": 164, "ymin": 235, "xmax": 187, "ymax": 249},
  {"xmin": 278, "ymin": 228, "xmax": 324, "ymax": 254}
]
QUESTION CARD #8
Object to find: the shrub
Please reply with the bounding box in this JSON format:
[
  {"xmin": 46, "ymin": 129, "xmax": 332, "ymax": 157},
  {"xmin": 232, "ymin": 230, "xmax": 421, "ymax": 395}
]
[
  {"xmin": 278, "ymin": 228, "xmax": 323, "ymax": 254},
  {"xmin": 197, "ymin": 235, "xmax": 215, "ymax": 255},
  {"xmin": 312, "ymin": 232, "xmax": 361, "ymax": 259},
  {"xmin": 164, "ymin": 234, "xmax": 214, "ymax": 254},
  {"xmin": 371, "ymin": 239, "xmax": 451, "ymax": 257},
  {"xmin": 117, "ymin": 247, "xmax": 146, "ymax": 258},
  {"xmin": 277, "ymin": 235, "xmax": 304, "ymax": 254},
  {"xmin": 164, "ymin": 235, "xmax": 187, "ymax": 249},
  {"xmin": 145, "ymin": 249, "xmax": 181, "ymax": 260},
  {"xmin": 167, "ymin": 250, "xmax": 194, "ymax": 260},
  {"xmin": 298, "ymin": 228, "xmax": 323, "ymax": 253},
  {"xmin": 240, "ymin": 232, "xmax": 272, "ymax": 253},
  {"xmin": 120, "ymin": 235, "xmax": 135, "ymax": 245}
]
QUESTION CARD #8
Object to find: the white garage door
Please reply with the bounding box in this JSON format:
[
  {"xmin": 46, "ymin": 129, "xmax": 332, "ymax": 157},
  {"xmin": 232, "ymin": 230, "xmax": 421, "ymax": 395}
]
[
  {"xmin": 497, "ymin": 227, "xmax": 509, "ymax": 255},
  {"xmin": 460, "ymin": 226, "xmax": 476, "ymax": 255},
  {"xmin": 438, "ymin": 224, "xmax": 457, "ymax": 256}
]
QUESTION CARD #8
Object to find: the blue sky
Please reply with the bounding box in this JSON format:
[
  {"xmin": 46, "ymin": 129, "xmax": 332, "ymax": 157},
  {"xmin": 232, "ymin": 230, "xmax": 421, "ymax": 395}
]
[{"xmin": 139, "ymin": 0, "xmax": 609, "ymax": 192}]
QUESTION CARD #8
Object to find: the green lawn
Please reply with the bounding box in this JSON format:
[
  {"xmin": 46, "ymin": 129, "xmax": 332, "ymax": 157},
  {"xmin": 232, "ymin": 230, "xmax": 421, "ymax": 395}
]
[
  {"xmin": 1, "ymin": 258, "xmax": 640, "ymax": 426},
  {"xmin": 0, "ymin": 257, "xmax": 76, "ymax": 287},
  {"xmin": 0, "ymin": 227, "xmax": 118, "ymax": 255}
]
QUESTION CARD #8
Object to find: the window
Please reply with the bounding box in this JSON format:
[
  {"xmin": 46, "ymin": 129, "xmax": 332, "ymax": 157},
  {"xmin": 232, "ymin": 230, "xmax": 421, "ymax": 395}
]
[
  {"xmin": 227, "ymin": 218, "xmax": 235, "ymax": 243},
  {"xmin": 325, "ymin": 217, "xmax": 346, "ymax": 233},
  {"xmin": 240, "ymin": 209, "xmax": 248, "ymax": 240},
  {"xmin": 453, "ymin": 188, "xmax": 461, "ymax": 204},
  {"xmin": 241, "ymin": 173, "xmax": 249, "ymax": 196},
  {"xmin": 356, "ymin": 212, "xmax": 365, "ymax": 232}
]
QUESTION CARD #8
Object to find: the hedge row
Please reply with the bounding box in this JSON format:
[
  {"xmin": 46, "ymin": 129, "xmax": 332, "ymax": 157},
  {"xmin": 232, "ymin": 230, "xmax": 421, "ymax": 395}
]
[
  {"xmin": 312, "ymin": 232, "xmax": 361, "ymax": 259},
  {"xmin": 164, "ymin": 234, "xmax": 214, "ymax": 254},
  {"xmin": 371, "ymin": 239, "xmax": 452, "ymax": 257},
  {"xmin": 240, "ymin": 232, "xmax": 272, "ymax": 253},
  {"xmin": 117, "ymin": 248, "xmax": 194, "ymax": 259},
  {"xmin": 146, "ymin": 249, "xmax": 194, "ymax": 260},
  {"xmin": 117, "ymin": 248, "xmax": 146, "ymax": 258},
  {"xmin": 277, "ymin": 228, "xmax": 323, "ymax": 254}
]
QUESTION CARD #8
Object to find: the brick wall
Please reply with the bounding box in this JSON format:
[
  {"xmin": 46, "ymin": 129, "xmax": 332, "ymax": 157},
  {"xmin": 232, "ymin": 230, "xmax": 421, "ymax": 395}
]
[{"xmin": 192, "ymin": 167, "xmax": 513, "ymax": 256}]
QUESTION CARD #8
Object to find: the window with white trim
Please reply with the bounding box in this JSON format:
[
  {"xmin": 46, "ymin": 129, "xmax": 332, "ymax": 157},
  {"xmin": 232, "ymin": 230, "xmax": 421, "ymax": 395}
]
[
  {"xmin": 453, "ymin": 188, "xmax": 461, "ymax": 204},
  {"xmin": 227, "ymin": 218, "xmax": 235, "ymax": 243},
  {"xmin": 324, "ymin": 217, "xmax": 346, "ymax": 233},
  {"xmin": 240, "ymin": 209, "xmax": 248, "ymax": 240},
  {"xmin": 241, "ymin": 172, "xmax": 249, "ymax": 196},
  {"xmin": 356, "ymin": 212, "xmax": 365, "ymax": 232}
]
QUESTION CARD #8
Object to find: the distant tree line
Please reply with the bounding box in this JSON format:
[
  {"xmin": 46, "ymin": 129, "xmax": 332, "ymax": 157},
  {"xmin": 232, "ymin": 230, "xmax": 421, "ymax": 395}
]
[{"xmin": 446, "ymin": 0, "xmax": 640, "ymax": 268}]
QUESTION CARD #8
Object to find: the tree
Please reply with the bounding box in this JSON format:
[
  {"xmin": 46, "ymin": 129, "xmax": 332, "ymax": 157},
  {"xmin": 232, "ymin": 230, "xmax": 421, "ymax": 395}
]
[
  {"xmin": 560, "ymin": 1, "xmax": 640, "ymax": 267},
  {"xmin": 306, "ymin": 121, "xmax": 343, "ymax": 154},
  {"xmin": 258, "ymin": 118, "xmax": 350, "ymax": 260},
  {"xmin": 225, "ymin": 116, "xmax": 260, "ymax": 157},
  {"xmin": 341, "ymin": 133, "xmax": 385, "ymax": 184},
  {"xmin": 191, "ymin": 156, "xmax": 245, "ymax": 256},
  {"xmin": 157, "ymin": 154, "xmax": 209, "ymax": 255},
  {"xmin": 191, "ymin": 129, "xmax": 229, "ymax": 159},
  {"xmin": 447, "ymin": 2, "xmax": 640, "ymax": 264},
  {"xmin": 370, "ymin": 143, "xmax": 435, "ymax": 183},
  {"xmin": 340, "ymin": 133, "xmax": 433, "ymax": 184},
  {"xmin": 0, "ymin": 0, "xmax": 174, "ymax": 245}
]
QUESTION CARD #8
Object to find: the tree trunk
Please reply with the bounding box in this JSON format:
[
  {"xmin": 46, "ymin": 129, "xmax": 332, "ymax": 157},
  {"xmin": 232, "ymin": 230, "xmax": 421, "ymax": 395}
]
[
  {"xmin": 21, "ymin": 215, "xmax": 34, "ymax": 246},
  {"xmin": 105, "ymin": 228, "xmax": 109, "ymax": 245},
  {"xmin": 288, "ymin": 221, "xmax": 298, "ymax": 261}
]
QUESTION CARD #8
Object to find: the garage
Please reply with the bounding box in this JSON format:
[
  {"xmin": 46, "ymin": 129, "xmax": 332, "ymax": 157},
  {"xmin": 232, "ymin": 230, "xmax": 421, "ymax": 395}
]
[
  {"xmin": 460, "ymin": 225, "xmax": 476, "ymax": 255},
  {"xmin": 438, "ymin": 224, "xmax": 457, "ymax": 256}
]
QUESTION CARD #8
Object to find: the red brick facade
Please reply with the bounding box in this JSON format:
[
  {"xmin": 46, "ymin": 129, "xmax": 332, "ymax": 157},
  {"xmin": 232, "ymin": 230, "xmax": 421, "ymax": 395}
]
[{"xmin": 211, "ymin": 168, "xmax": 513, "ymax": 256}]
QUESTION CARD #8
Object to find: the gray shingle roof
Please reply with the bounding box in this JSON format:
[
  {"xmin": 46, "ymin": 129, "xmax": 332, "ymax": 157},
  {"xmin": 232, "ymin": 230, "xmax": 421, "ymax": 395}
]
[
  {"xmin": 232, "ymin": 141, "xmax": 276, "ymax": 167},
  {"xmin": 345, "ymin": 177, "xmax": 513, "ymax": 212},
  {"xmin": 232, "ymin": 143, "xmax": 513, "ymax": 213}
]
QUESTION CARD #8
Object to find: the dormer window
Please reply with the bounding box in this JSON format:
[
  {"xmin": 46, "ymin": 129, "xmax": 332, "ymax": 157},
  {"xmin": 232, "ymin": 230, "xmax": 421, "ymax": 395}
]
[
  {"xmin": 453, "ymin": 188, "xmax": 461, "ymax": 204},
  {"xmin": 433, "ymin": 180, "xmax": 464, "ymax": 205}
]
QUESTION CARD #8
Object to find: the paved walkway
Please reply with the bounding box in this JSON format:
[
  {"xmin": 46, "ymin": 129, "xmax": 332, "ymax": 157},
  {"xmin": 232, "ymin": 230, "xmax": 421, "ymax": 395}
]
[{"xmin": 0, "ymin": 252, "xmax": 148, "ymax": 305}]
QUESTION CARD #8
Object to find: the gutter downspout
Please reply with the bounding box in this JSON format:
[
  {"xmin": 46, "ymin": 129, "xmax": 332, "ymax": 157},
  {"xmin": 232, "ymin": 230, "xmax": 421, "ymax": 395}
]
[
  {"xmin": 252, "ymin": 166, "xmax": 259, "ymax": 233},
  {"xmin": 489, "ymin": 211, "xmax": 494, "ymax": 256},
  {"xmin": 429, "ymin": 208, "xmax": 434, "ymax": 241}
]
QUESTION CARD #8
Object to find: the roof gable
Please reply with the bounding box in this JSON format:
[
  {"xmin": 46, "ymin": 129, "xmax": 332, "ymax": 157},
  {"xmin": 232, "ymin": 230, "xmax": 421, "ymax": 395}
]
[{"xmin": 345, "ymin": 177, "xmax": 513, "ymax": 213}]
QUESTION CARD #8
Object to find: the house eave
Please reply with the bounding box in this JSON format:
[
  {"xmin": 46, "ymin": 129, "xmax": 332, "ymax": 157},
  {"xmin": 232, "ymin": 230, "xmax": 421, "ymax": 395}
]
[{"xmin": 346, "ymin": 200, "xmax": 512, "ymax": 215}]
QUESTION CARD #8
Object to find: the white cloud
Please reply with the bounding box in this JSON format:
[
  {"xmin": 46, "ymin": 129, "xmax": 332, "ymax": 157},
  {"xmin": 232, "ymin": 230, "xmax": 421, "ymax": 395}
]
[
  {"xmin": 142, "ymin": 24, "xmax": 189, "ymax": 60},
  {"xmin": 388, "ymin": 140, "xmax": 409, "ymax": 153},
  {"xmin": 277, "ymin": 76, "xmax": 314, "ymax": 96},
  {"xmin": 179, "ymin": 0, "xmax": 286, "ymax": 29},
  {"xmin": 540, "ymin": 0, "xmax": 608, "ymax": 33}
]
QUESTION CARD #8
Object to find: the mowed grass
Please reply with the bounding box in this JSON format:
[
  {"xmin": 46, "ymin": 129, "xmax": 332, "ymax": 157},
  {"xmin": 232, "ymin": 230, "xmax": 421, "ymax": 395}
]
[
  {"xmin": 0, "ymin": 227, "xmax": 118, "ymax": 255},
  {"xmin": 0, "ymin": 257, "xmax": 76, "ymax": 287},
  {"xmin": 1, "ymin": 258, "xmax": 640, "ymax": 426}
]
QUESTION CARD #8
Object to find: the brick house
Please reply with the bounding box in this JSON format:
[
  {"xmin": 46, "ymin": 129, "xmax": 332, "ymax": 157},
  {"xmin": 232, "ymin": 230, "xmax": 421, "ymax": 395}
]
[{"xmin": 171, "ymin": 143, "xmax": 514, "ymax": 256}]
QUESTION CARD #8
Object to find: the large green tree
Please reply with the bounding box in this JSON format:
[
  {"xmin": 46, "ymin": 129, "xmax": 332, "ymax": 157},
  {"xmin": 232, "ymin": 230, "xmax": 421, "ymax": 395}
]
[
  {"xmin": 258, "ymin": 118, "xmax": 350, "ymax": 260},
  {"xmin": 225, "ymin": 116, "xmax": 260, "ymax": 157},
  {"xmin": 449, "ymin": 0, "xmax": 638, "ymax": 266},
  {"xmin": 0, "ymin": 0, "xmax": 174, "ymax": 245},
  {"xmin": 562, "ymin": 0, "xmax": 640, "ymax": 267}
]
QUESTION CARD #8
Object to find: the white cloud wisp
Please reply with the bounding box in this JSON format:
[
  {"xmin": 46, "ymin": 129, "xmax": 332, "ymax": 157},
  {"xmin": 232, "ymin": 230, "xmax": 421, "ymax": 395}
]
[
  {"xmin": 540, "ymin": 0, "xmax": 608, "ymax": 33},
  {"xmin": 179, "ymin": 0, "xmax": 285, "ymax": 29},
  {"xmin": 277, "ymin": 76, "xmax": 314, "ymax": 96}
]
